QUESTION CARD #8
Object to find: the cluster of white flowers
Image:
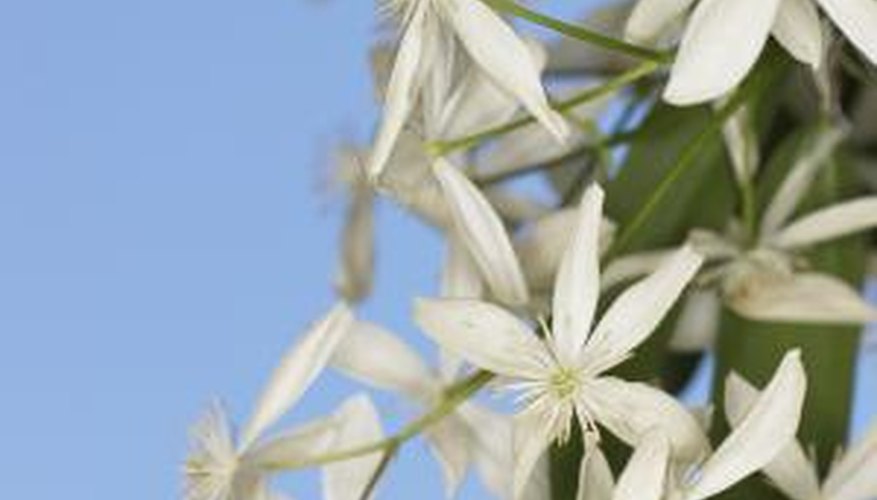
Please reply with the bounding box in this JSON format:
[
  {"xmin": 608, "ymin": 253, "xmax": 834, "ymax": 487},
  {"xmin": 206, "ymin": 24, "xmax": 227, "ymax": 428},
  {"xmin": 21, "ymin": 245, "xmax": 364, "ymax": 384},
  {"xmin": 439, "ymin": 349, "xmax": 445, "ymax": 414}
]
[{"xmin": 185, "ymin": 1, "xmax": 877, "ymax": 499}]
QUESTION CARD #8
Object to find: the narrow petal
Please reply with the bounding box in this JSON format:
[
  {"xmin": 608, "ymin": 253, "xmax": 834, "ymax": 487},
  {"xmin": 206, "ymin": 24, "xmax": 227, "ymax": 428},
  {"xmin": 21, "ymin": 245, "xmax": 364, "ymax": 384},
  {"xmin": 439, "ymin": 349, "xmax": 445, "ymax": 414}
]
[
  {"xmin": 759, "ymin": 126, "xmax": 846, "ymax": 240},
  {"xmin": 426, "ymin": 416, "xmax": 472, "ymax": 498},
  {"xmin": 334, "ymin": 178, "xmax": 375, "ymax": 303},
  {"xmin": 368, "ymin": 7, "xmax": 426, "ymax": 179},
  {"xmin": 822, "ymin": 420, "xmax": 877, "ymax": 500},
  {"xmin": 613, "ymin": 432, "xmax": 670, "ymax": 500},
  {"xmin": 415, "ymin": 298, "xmax": 552, "ymax": 379},
  {"xmin": 600, "ymin": 250, "xmax": 671, "ymax": 292},
  {"xmin": 669, "ymin": 290, "xmax": 721, "ymax": 352},
  {"xmin": 586, "ymin": 377, "xmax": 710, "ymax": 463},
  {"xmin": 584, "ymin": 246, "xmax": 703, "ymax": 373},
  {"xmin": 552, "ymin": 185, "xmax": 604, "ymax": 364},
  {"xmin": 444, "ymin": 0, "xmax": 569, "ymax": 141},
  {"xmin": 458, "ymin": 404, "xmax": 514, "ymax": 499},
  {"xmin": 728, "ymin": 272, "xmax": 877, "ymax": 324},
  {"xmin": 816, "ymin": 0, "xmax": 877, "ymax": 64},
  {"xmin": 433, "ymin": 158, "xmax": 529, "ymax": 306},
  {"xmin": 440, "ymin": 235, "xmax": 484, "ymax": 300},
  {"xmin": 772, "ymin": 197, "xmax": 877, "ymax": 249},
  {"xmin": 625, "ymin": 0, "xmax": 697, "ymax": 44},
  {"xmin": 239, "ymin": 303, "xmax": 353, "ymax": 450},
  {"xmin": 245, "ymin": 418, "xmax": 338, "ymax": 468},
  {"xmin": 322, "ymin": 395, "xmax": 385, "ymax": 500},
  {"xmin": 721, "ymin": 105, "xmax": 760, "ymax": 185},
  {"xmin": 724, "ymin": 372, "xmax": 820, "ymax": 500},
  {"xmin": 771, "ymin": 0, "xmax": 823, "ymax": 68},
  {"xmin": 513, "ymin": 407, "xmax": 556, "ymax": 499},
  {"xmin": 576, "ymin": 438, "xmax": 615, "ymax": 500},
  {"xmin": 686, "ymin": 350, "xmax": 807, "ymax": 500},
  {"xmin": 331, "ymin": 320, "xmax": 438, "ymax": 400},
  {"xmin": 664, "ymin": 0, "xmax": 783, "ymax": 105}
]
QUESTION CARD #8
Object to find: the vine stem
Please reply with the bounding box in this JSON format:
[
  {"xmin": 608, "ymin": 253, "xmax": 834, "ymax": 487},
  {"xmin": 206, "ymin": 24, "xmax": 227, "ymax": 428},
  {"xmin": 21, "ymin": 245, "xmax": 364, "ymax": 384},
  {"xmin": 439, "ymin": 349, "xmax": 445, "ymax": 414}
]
[
  {"xmin": 427, "ymin": 61, "xmax": 660, "ymax": 157},
  {"xmin": 261, "ymin": 370, "xmax": 494, "ymax": 472},
  {"xmin": 481, "ymin": 0, "xmax": 670, "ymax": 63}
]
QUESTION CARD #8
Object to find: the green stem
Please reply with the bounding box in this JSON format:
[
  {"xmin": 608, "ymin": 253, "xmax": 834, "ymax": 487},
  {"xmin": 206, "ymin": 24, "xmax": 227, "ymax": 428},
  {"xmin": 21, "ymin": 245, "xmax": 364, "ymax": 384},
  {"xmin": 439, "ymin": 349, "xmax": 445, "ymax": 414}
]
[
  {"xmin": 481, "ymin": 0, "xmax": 670, "ymax": 63},
  {"xmin": 262, "ymin": 370, "xmax": 494, "ymax": 471},
  {"xmin": 428, "ymin": 61, "xmax": 660, "ymax": 156}
]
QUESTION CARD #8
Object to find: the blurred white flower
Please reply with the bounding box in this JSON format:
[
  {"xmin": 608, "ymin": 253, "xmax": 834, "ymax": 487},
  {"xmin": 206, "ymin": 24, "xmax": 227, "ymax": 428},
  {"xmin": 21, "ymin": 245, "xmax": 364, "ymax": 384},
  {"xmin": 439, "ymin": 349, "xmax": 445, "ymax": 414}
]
[
  {"xmin": 368, "ymin": 0, "xmax": 568, "ymax": 178},
  {"xmin": 626, "ymin": 0, "xmax": 877, "ymax": 104},
  {"xmin": 416, "ymin": 184, "xmax": 709, "ymax": 497},
  {"xmin": 574, "ymin": 350, "xmax": 807, "ymax": 500},
  {"xmin": 726, "ymin": 370, "xmax": 877, "ymax": 500},
  {"xmin": 184, "ymin": 304, "xmax": 363, "ymax": 500}
]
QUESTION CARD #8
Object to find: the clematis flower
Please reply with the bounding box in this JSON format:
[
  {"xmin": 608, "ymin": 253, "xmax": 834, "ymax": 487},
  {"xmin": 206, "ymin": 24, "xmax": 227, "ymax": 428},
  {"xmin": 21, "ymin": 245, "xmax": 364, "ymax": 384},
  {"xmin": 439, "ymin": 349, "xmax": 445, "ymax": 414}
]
[
  {"xmin": 574, "ymin": 350, "xmax": 807, "ymax": 500},
  {"xmin": 625, "ymin": 0, "xmax": 877, "ymax": 104},
  {"xmin": 368, "ymin": 0, "xmax": 569, "ymax": 179},
  {"xmin": 416, "ymin": 184, "xmax": 710, "ymax": 497},
  {"xmin": 183, "ymin": 304, "xmax": 382, "ymax": 500},
  {"xmin": 726, "ymin": 371, "xmax": 877, "ymax": 500}
]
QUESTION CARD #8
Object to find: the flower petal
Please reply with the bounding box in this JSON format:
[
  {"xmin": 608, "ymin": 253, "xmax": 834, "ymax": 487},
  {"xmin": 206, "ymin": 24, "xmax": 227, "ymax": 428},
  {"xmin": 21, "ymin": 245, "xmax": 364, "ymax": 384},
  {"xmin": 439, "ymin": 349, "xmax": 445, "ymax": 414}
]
[
  {"xmin": 664, "ymin": 0, "xmax": 783, "ymax": 105},
  {"xmin": 722, "ymin": 105, "xmax": 760, "ymax": 185},
  {"xmin": 772, "ymin": 197, "xmax": 877, "ymax": 249},
  {"xmin": 335, "ymin": 176, "xmax": 375, "ymax": 303},
  {"xmin": 822, "ymin": 419, "xmax": 877, "ymax": 500},
  {"xmin": 457, "ymin": 403, "xmax": 514, "ymax": 499},
  {"xmin": 368, "ymin": 6, "xmax": 427, "ymax": 179},
  {"xmin": 816, "ymin": 0, "xmax": 877, "ymax": 64},
  {"xmin": 687, "ymin": 350, "xmax": 807, "ymax": 500},
  {"xmin": 245, "ymin": 418, "xmax": 339, "ymax": 468},
  {"xmin": 239, "ymin": 303, "xmax": 353, "ymax": 450},
  {"xmin": 415, "ymin": 298, "xmax": 552, "ymax": 380},
  {"xmin": 669, "ymin": 290, "xmax": 721, "ymax": 352},
  {"xmin": 585, "ymin": 246, "xmax": 703, "ymax": 373},
  {"xmin": 444, "ymin": 0, "xmax": 569, "ymax": 141},
  {"xmin": 625, "ymin": 0, "xmax": 696, "ymax": 44},
  {"xmin": 552, "ymin": 184, "xmax": 604, "ymax": 364},
  {"xmin": 613, "ymin": 432, "xmax": 670, "ymax": 500},
  {"xmin": 426, "ymin": 416, "xmax": 472, "ymax": 498},
  {"xmin": 322, "ymin": 395, "xmax": 385, "ymax": 500},
  {"xmin": 331, "ymin": 320, "xmax": 438, "ymax": 400},
  {"xmin": 586, "ymin": 377, "xmax": 710, "ymax": 462},
  {"xmin": 771, "ymin": 0, "xmax": 823, "ymax": 68},
  {"xmin": 724, "ymin": 372, "xmax": 820, "ymax": 500},
  {"xmin": 728, "ymin": 272, "xmax": 877, "ymax": 324},
  {"xmin": 441, "ymin": 235, "xmax": 484, "ymax": 300},
  {"xmin": 513, "ymin": 407, "xmax": 556, "ymax": 499},
  {"xmin": 576, "ymin": 437, "xmax": 615, "ymax": 500},
  {"xmin": 433, "ymin": 158, "xmax": 529, "ymax": 306}
]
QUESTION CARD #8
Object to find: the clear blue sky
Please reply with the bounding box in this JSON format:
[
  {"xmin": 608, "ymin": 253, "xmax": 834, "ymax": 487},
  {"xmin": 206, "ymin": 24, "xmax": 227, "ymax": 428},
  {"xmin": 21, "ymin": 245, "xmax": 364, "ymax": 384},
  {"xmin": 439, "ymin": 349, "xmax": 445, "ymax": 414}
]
[{"xmin": 0, "ymin": 1, "xmax": 874, "ymax": 499}]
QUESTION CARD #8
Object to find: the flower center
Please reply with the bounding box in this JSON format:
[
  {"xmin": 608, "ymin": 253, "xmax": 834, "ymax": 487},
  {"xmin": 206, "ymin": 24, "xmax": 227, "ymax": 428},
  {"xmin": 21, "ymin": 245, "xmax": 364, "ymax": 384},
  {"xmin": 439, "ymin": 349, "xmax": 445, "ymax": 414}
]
[{"xmin": 549, "ymin": 367, "xmax": 581, "ymax": 400}]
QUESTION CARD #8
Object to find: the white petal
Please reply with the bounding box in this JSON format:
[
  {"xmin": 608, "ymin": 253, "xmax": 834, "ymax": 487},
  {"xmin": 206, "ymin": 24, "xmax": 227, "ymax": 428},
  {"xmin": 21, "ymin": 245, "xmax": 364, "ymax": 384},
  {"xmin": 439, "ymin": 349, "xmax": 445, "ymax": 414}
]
[
  {"xmin": 368, "ymin": 6, "xmax": 427, "ymax": 179},
  {"xmin": 721, "ymin": 105, "xmax": 760, "ymax": 185},
  {"xmin": 586, "ymin": 377, "xmax": 710, "ymax": 463},
  {"xmin": 415, "ymin": 298, "xmax": 552, "ymax": 380},
  {"xmin": 816, "ymin": 0, "xmax": 877, "ymax": 64},
  {"xmin": 771, "ymin": 0, "xmax": 823, "ymax": 68},
  {"xmin": 669, "ymin": 290, "xmax": 721, "ymax": 352},
  {"xmin": 625, "ymin": 0, "xmax": 696, "ymax": 44},
  {"xmin": 239, "ymin": 303, "xmax": 353, "ymax": 450},
  {"xmin": 426, "ymin": 416, "xmax": 472, "ymax": 498},
  {"xmin": 245, "ymin": 418, "xmax": 338, "ymax": 468},
  {"xmin": 686, "ymin": 350, "xmax": 807, "ymax": 500},
  {"xmin": 664, "ymin": 0, "xmax": 783, "ymax": 105},
  {"xmin": 440, "ymin": 235, "xmax": 484, "ymax": 300},
  {"xmin": 772, "ymin": 197, "xmax": 877, "ymax": 249},
  {"xmin": 760, "ymin": 126, "xmax": 846, "ymax": 240},
  {"xmin": 331, "ymin": 320, "xmax": 438, "ymax": 400},
  {"xmin": 822, "ymin": 420, "xmax": 877, "ymax": 500},
  {"xmin": 433, "ymin": 158, "xmax": 529, "ymax": 306},
  {"xmin": 513, "ymin": 407, "xmax": 556, "ymax": 499},
  {"xmin": 458, "ymin": 404, "xmax": 515, "ymax": 499},
  {"xmin": 584, "ymin": 246, "xmax": 703, "ymax": 374},
  {"xmin": 552, "ymin": 185, "xmax": 604, "ymax": 364},
  {"xmin": 334, "ymin": 179, "xmax": 375, "ymax": 303},
  {"xmin": 576, "ymin": 438, "xmax": 615, "ymax": 500},
  {"xmin": 728, "ymin": 272, "xmax": 877, "ymax": 324},
  {"xmin": 613, "ymin": 432, "xmax": 670, "ymax": 500},
  {"xmin": 724, "ymin": 372, "xmax": 820, "ymax": 500},
  {"xmin": 600, "ymin": 250, "xmax": 671, "ymax": 292},
  {"xmin": 443, "ymin": 0, "xmax": 569, "ymax": 141},
  {"xmin": 322, "ymin": 395, "xmax": 385, "ymax": 500}
]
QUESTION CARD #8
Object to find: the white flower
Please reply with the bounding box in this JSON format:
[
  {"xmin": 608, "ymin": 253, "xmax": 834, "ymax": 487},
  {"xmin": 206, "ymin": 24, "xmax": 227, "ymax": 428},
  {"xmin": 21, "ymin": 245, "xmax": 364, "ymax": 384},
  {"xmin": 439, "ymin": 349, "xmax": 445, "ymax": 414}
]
[
  {"xmin": 183, "ymin": 304, "xmax": 362, "ymax": 500},
  {"xmin": 574, "ymin": 350, "xmax": 807, "ymax": 500},
  {"xmin": 626, "ymin": 0, "xmax": 877, "ymax": 104},
  {"xmin": 726, "ymin": 371, "xmax": 877, "ymax": 500},
  {"xmin": 416, "ymin": 184, "xmax": 710, "ymax": 497},
  {"xmin": 322, "ymin": 394, "xmax": 386, "ymax": 500},
  {"xmin": 368, "ymin": 0, "xmax": 569, "ymax": 178}
]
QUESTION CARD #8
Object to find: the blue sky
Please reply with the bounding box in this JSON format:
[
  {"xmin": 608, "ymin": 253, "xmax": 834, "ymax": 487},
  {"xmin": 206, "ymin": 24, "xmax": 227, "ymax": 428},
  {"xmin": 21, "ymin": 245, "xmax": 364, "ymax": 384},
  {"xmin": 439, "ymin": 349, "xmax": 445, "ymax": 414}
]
[{"xmin": 0, "ymin": 1, "xmax": 874, "ymax": 499}]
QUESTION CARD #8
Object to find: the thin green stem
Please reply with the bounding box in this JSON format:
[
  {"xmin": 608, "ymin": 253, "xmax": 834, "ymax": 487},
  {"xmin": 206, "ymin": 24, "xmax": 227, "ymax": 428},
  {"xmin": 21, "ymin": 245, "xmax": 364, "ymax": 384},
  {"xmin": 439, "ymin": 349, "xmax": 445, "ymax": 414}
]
[
  {"xmin": 428, "ymin": 61, "xmax": 659, "ymax": 157},
  {"xmin": 263, "ymin": 370, "xmax": 494, "ymax": 471},
  {"xmin": 357, "ymin": 444, "xmax": 399, "ymax": 500},
  {"xmin": 481, "ymin": 0, "xmax": 670, "ymax": 63}
]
